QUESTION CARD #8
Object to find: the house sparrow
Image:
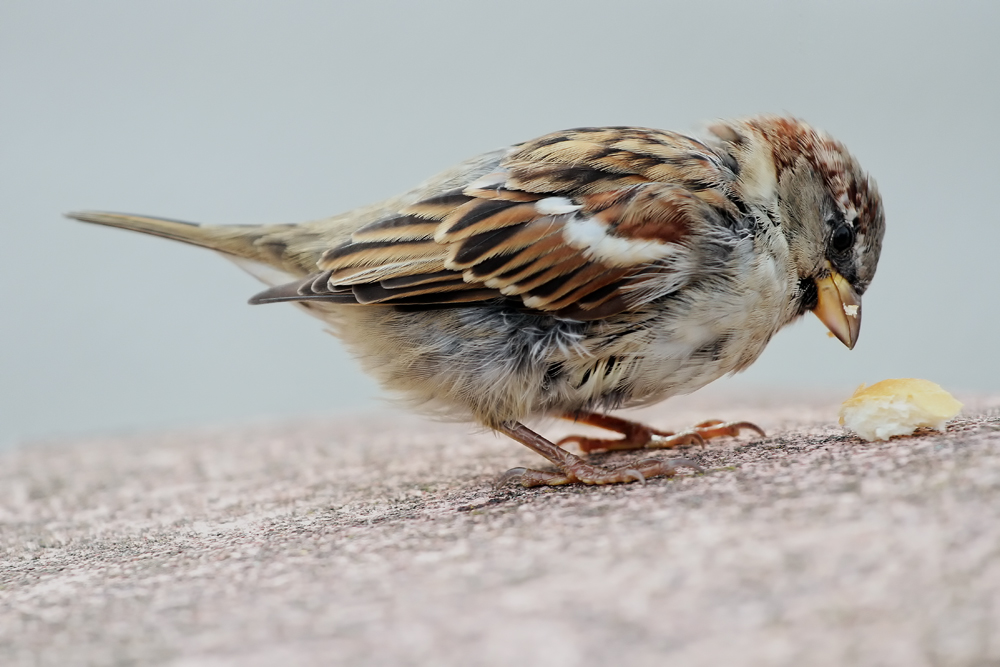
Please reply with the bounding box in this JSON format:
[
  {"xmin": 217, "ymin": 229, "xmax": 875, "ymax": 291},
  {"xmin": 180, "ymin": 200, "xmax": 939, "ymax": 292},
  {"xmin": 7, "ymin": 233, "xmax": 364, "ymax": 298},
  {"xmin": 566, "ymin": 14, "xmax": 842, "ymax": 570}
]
[{"xmin": 70, "ymin": 115, "xmax": 885, "ymax": 487}]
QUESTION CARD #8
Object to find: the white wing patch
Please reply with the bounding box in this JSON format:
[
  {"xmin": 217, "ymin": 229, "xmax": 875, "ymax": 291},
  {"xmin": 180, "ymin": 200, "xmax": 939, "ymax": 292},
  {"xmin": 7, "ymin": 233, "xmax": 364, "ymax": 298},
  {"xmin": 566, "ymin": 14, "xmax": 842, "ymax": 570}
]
[
  {"xmin": 562, "ymin": 215, "xmax": 679, "ymax": 267},
  {"xmin": 534, "ymin": 197, "xmax": 582, "ymax": 216}
]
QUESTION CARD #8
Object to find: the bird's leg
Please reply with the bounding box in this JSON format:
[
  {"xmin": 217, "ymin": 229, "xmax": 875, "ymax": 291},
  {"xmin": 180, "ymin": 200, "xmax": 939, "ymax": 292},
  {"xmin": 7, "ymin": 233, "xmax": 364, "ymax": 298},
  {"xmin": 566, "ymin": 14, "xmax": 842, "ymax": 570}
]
[
  {"xmin": 495, "ymin": 421, "xmax": 701, "ymax": 488},
  {"xmin": 557, "ymin": 411, "xmax": 764, "ymax": 454}
]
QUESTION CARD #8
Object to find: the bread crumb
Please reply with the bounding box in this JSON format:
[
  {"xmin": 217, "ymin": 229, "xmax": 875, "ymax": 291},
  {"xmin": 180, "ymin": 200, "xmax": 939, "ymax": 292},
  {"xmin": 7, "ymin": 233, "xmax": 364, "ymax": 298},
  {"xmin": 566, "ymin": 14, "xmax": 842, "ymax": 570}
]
[{"xmin": 839, "ymin": 379, "xmax": 962, "ymax": 441}]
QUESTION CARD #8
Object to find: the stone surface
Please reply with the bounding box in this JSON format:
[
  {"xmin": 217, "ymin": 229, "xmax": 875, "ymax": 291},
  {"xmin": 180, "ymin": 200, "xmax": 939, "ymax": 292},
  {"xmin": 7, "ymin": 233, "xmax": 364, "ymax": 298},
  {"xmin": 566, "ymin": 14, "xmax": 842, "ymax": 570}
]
[{"xmin": 2, "ymin": 393, "xmax": 999, "ymax": 666}]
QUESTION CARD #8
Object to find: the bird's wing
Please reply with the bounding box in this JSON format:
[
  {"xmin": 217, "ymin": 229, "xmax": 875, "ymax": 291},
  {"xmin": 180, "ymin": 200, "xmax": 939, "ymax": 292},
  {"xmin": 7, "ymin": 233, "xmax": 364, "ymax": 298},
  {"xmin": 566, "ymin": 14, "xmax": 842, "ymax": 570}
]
[{"xmin": 250, "ymin": 127, "xmax": 744, "ymax": 320}]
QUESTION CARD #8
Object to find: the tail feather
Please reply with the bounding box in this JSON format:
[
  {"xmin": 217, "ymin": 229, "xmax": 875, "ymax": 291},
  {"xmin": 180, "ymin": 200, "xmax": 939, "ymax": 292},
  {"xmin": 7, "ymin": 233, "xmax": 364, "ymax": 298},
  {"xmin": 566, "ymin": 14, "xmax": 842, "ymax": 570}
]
[{"xmin": 66, "ymin": 211, "xmax": 268, "ymax": 258}]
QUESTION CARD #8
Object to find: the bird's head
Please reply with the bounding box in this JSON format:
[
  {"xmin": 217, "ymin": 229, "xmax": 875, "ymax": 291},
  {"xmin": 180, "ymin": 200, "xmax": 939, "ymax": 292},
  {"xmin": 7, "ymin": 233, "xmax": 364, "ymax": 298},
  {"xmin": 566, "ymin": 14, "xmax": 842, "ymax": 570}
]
[{"xmin": 708, "ymin": 115, "xmax": 886, "ymax": 349}]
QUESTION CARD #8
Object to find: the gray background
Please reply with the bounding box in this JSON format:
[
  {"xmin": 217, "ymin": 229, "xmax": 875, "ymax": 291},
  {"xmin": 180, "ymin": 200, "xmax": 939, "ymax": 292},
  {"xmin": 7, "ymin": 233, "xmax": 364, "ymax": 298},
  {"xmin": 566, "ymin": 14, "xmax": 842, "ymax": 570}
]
[{"xmin": 2, "ymin": 0, "xmax": 998, "ymax": 449}]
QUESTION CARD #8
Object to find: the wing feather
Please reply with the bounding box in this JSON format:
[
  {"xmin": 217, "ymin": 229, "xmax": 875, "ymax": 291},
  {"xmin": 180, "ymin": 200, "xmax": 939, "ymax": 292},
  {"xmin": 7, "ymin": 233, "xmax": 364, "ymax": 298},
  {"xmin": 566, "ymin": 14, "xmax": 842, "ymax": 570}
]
[{"xmin": 250, "ymin": 126, "xmax": 741, "ymax": 319}]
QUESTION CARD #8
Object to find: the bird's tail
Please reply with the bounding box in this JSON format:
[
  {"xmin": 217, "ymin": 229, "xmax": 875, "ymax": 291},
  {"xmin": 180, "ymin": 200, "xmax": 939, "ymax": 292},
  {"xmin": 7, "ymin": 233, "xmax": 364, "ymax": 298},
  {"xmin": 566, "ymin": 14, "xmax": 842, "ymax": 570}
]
[
  {"xmin": 66, "ymin": 211, "xmax": 282, "ymax": 259},
  {"xmin": 66, "ymin": 210, "xmax": 328, "ymax": 289}
]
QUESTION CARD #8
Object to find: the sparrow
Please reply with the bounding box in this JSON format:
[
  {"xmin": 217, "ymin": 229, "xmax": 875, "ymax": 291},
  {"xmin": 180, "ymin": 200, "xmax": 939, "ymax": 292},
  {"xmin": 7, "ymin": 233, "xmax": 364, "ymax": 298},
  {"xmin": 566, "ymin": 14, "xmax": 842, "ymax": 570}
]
[{"xmin": 70, "ymin": 115, "xmax": 885, "ymax": 487}]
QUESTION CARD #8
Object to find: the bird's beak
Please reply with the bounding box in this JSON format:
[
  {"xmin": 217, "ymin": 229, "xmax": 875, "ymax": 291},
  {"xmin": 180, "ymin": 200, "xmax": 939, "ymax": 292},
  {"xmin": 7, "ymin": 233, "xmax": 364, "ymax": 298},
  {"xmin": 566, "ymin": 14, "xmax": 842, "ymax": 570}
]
[{"xmin": 812, "ymin": 266, "xmax": 861, "ymax": 349}]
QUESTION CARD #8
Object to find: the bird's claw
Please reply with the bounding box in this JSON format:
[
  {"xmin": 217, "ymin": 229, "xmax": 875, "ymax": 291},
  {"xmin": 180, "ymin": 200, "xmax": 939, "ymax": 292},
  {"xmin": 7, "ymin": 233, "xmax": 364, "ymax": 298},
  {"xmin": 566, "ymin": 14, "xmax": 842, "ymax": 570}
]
[{"xmin": 498, "ymin": 457, "xmax": 699, "ymax": 488}]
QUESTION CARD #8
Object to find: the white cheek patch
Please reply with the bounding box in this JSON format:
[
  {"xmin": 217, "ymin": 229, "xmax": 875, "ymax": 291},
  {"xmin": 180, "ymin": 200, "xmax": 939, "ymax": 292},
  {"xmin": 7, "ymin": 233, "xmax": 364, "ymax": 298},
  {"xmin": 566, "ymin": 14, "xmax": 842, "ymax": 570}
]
[
  {"xmin": 758, "ymin": 255, "xmax": 781, "ymax": 286},
  {"xmin": 562, "ymin": 215, "xmax": 680, "ymax": 266}
]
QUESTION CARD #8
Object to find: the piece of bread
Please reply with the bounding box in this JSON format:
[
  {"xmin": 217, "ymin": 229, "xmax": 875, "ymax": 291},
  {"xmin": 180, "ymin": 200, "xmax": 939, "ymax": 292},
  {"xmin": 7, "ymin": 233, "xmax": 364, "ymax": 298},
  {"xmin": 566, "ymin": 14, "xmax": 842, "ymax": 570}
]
[{"xmin": 839, "ymin": 379, "xmax": 962, "ymax": 442}]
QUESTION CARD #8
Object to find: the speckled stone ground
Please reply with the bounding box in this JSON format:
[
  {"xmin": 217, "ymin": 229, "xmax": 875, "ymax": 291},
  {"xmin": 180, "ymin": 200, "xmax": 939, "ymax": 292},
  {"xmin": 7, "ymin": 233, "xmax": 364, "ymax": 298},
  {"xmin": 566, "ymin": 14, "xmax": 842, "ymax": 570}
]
[{"xmin": 2, "ymin": 393, "xmax": 999, "ymax": 667}]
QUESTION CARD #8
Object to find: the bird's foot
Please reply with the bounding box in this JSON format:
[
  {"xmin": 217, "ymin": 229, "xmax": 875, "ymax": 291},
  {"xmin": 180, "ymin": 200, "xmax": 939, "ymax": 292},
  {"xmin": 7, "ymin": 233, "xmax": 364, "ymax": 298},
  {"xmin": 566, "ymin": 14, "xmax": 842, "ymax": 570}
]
[
  {"xmin": 557, "ymin": 413, "xmax": 764, "ymax": 454},
  {"xmin": 498, "ymin": 456, "xmax": 702, "ymax": 488},
  {"xmin": 494, "ymin": 421, "xmax": 703, "ymax": 488}
]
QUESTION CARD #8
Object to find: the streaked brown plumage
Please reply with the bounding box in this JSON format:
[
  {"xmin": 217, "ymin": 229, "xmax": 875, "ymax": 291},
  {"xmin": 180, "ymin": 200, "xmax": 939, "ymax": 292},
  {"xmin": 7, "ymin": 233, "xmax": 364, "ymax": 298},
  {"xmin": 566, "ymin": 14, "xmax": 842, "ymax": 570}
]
[{"xmin": 70, "ymin": 115, "xmax": 885, "ymax": 486}]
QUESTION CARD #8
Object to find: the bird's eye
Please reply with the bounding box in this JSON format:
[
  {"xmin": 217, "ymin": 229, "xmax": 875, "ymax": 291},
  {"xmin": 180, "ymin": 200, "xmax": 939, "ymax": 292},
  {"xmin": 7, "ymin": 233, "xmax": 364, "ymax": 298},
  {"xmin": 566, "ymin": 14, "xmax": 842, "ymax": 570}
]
[{"xmin": 831, "ymin": 224, "xmax": 855, "ymax": 252}]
